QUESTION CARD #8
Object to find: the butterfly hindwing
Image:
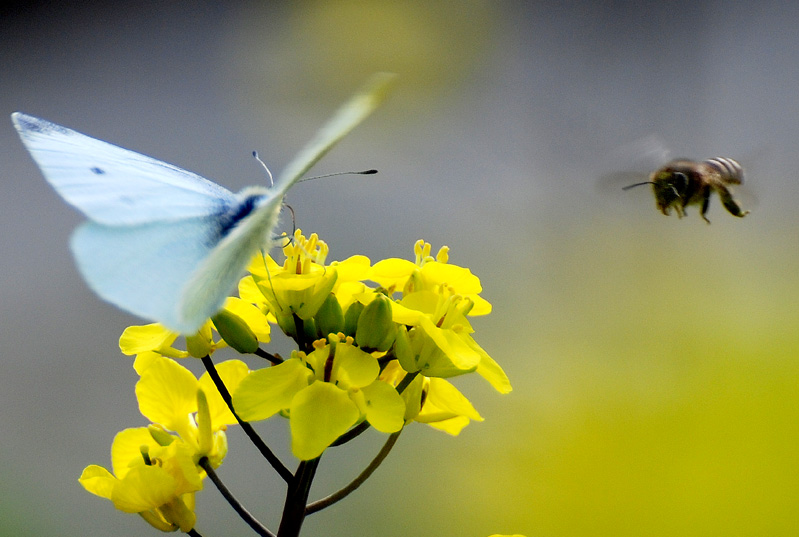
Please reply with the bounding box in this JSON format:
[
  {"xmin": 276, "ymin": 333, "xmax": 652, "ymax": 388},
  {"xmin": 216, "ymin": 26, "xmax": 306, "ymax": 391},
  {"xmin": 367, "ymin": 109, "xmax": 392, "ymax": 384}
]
[{"xmin": 71, "ymin": 218, "xmax": 222, "ymax": 333}]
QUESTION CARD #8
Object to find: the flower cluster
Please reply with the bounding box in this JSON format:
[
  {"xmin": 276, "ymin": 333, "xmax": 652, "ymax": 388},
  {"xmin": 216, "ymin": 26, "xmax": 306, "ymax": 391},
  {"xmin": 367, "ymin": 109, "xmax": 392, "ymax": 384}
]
[
  {"xmin": 79, "ymin": 354, "xmax": 246, "ymax": 531},
  {"xmin": 82, "ymin": 231, "xmax": 510, "ymax": 532},
  {"xmin": 231, "ymin": 231, "xmax": 511, "ymax": 455}
]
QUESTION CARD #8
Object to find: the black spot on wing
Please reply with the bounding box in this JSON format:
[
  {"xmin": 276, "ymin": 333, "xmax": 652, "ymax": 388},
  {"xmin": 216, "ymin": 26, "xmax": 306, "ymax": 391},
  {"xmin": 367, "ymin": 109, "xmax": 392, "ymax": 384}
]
[{"xmin": 91, "ymin": 167, "xmax": 106, "ymax": 175}]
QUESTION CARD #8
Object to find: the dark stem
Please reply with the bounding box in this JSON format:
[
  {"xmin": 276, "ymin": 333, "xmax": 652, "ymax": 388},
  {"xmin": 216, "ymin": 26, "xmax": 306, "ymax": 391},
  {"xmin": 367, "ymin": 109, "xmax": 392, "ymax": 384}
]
[
  {"xmin": 292, "ymin": 313, "xmax": 312, "ymax": 353},
  {"xmin": 199, "ymin": 457, "xmax": 276, "ymax": 537},
  {"xmin": 186, "ymin": 528, "xmax": 204, "ymax": 537},
  {"xmin": 329, "ymin": 421, "xmax": 369, "ymax": 447},
  {"xmin": 394, "ymin": 370, "xmax": 419, "ymax": 394},
  {"xmin": 200, "ymin": 355, "xmax": 293, "ymax": 483},
  {"xmin": 255, "ymin": 347, "xmax": 284, "ymax": 364},
  {"xmin": 276, "ymin": 458, "xmax": 321, "ymax": 537},
  {"xmin": 305, "ymin": 430, "xmax": 402, "ymax": 515}
]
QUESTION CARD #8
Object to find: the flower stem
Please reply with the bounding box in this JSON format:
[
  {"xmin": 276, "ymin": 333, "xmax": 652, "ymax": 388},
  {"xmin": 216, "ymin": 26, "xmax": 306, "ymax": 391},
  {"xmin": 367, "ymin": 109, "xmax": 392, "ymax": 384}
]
[
  {"xmin": 277, "ymin": 458, "xmax": 321, "ymax": 537},
  {"xmin": 395, "ymin": 371, "xmax": 419, "ymax": 394},
  {"xmin": 305, "ymin": 430, "xmax": 402, "ymax": 515},
  {"xmin": 329, "ymin": 421, "xmax": 370, "ymax": 447},
  {"xmin": 199, "ymin": 457, "xmax": 275, "ymax": 537},
  {"xmin": 255, "ymin": 347, "xmax": 283, "ymax": 364},
  {"xmin": 200, "ymin": 355, "xmax": 293, "ymax": 483}
]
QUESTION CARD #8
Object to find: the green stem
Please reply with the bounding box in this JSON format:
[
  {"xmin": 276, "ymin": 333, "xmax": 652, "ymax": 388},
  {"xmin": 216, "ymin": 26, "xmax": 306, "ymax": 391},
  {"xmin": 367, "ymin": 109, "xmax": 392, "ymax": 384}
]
[
  {"xmin": 306, "ymin": 430, "xmax": 402, "ymax": 515},
  {"xmin": 276, "ymin": 458, "xmax": 321, "ymax": 537},
  {"xmin": 200, "ymin": 457, "xmax": 275, "ymax": 537},
  {"xmin": 200, "ymin": 355, "xmax": 293, "ymax": 483}
]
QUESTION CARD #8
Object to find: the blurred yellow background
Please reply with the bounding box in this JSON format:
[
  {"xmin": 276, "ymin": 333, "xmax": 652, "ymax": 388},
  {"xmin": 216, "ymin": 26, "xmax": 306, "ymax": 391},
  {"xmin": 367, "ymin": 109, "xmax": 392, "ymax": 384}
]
[{"xmin": 3, "ymin": 2, "xmax": 799, "ymax": 536}]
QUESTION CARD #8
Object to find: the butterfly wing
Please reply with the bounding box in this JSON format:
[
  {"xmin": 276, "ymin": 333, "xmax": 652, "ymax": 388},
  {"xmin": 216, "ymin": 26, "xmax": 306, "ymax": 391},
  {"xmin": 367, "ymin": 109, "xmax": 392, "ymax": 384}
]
[
  {"xmin": 12, "ymin": 112, "xmax": 237, "ymax": 226},
  {"xmin": 14, "ymin": 73, "xmax": 394, "ymax": 334},
  {"xmin": 178, "ymin": 73, "xmax": 396, "ymax": 329},
  {"xmin": 271, "ymin": 72, "xmax": 396, "ymax": 197},
  {"xmin": 71, "ymin": 218, "xmax": 224, "ymax": 333}
]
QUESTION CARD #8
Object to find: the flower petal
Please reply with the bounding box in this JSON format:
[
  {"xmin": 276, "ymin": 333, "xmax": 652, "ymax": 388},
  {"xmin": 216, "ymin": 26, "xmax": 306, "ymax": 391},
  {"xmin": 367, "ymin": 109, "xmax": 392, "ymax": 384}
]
[
  {"xmin": 110, "ymin": 427, "xmax": 159, "ymax": 478},
  {"xmin": 360, "ymin": 381, "xmax": 405, "ymax": 433},
  {"xmin": 79, "ymin": 465, "xmax": 116, "ymax": 500},
  {"xmin": 290, "ymin": 382, "xmax": 359, "ymax": 460},
  {"xmin": 111, "ymin": 465, "xmax": 177, "ymax": 513},
  {"xmin": 119, "ymin": 324, "xmax": 186, "ymax": 358},
  {"xmin": 332, "ymin": 343, "xmax": 379, "ymax": 388},
  {"xmin": 233, "ymin": 359, "xmax": 312, "ymax": 421},
  {"xmin": 135, "ymin": 356, "xmax": 199, "ymax": 433},
  {"xmin": 198, "ymin": 359, "xmax": 250, "ymax": 427}
]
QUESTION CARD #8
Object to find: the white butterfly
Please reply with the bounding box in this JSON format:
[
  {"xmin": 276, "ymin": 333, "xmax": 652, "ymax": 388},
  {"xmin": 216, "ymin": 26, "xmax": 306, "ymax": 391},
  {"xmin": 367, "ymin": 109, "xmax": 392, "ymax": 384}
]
[{"xmin": 13, "ymin": 73, "xmax": 394, "ymax": 334}]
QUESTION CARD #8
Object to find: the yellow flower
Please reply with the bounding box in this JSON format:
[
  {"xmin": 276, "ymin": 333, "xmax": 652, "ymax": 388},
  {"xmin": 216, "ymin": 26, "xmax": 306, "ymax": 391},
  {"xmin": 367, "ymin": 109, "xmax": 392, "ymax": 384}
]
[
  {"xmin": 80, "ymin": 355, "xmax": 248, "ymax": 531},
  {"xmin": 135, "ymin": 354, "xmax": 245, "ymax": 466},
  {"xmin": 233, "ymin": 334, "xmax": 405, "ymax": 460},
  {"xmin": 245, "ymin": 230, "xmax": 373, "ymax": 344},
  {"xmin": 369, "ymin": 239, "xmax": 490, "ymax": 314},
  {"xmin": 247, "ymin": 232, "xmax": 338, "ymax": 338},
  {"xmin": 79, "ymin": 428, "xmax": 200, "ymax": 532},
  {"xmin": 381, "ymin": 360, "xmax": 482, "ymax": 435},
  {"xmin": 372, "ymin": 240, "xmax": 511, "ymax": 393}
]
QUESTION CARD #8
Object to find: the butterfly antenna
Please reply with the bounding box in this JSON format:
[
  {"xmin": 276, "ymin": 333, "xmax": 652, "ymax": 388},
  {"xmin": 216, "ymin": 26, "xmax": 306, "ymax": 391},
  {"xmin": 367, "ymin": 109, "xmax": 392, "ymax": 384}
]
[
  {"xmin": 297, "ymin": 169, "xmax": 377, "ymax": 183},
  {"xmin": 283, "ymin": 203, "xmax": 297, "ymax": 240},
  {"xmin": 260, "ymin": 249, "xmax": 284, "ymax": 313},
  {"xmin": 622, "ymin": 181, "xmax": 655, "ymax": 191},
  {"xmin": 252, "ymin": 151, "xmax": 274, "ymax": 187}
]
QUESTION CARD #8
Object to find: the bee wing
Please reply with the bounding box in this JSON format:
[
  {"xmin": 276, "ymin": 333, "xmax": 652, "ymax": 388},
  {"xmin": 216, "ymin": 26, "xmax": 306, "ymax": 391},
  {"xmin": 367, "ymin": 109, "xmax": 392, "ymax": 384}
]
[
  {"xmin": 596, "ymin": 134, "xmax": 672, "ymax": 192},
  {"xmin": 613, "ymin": 134, "xmax": 672, "ymax": 172}
]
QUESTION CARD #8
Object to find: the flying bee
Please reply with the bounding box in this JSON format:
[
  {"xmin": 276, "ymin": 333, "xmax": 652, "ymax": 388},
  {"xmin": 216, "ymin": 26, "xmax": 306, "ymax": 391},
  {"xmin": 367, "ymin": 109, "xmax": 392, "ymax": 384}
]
[{"xmin": 622, "ymin": 157, "xmax": 750, "ymax": 223}]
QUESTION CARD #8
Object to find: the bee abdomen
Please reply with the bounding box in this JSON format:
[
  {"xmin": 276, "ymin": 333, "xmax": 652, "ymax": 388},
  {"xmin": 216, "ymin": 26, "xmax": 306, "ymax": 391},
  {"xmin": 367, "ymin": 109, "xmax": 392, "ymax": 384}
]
[{"xmin": 704, "ymin": 157, "xmax": 744, "ymax": 185}]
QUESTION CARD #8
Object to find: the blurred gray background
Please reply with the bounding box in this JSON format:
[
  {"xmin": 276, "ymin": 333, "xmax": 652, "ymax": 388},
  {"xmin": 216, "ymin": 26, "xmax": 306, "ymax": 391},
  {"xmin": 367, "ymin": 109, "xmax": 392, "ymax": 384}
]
[{"xmin": 3, "ymin": 2, "xmax": 799, "ymax": 536}]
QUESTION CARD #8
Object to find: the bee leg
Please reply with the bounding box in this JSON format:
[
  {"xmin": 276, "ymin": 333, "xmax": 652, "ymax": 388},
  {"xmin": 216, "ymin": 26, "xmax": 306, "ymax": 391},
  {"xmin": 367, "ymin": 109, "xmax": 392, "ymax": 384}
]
[
  {"xmin": 716, "ymin": 184, "xmax": 750, "ymax": 218},
  {"xmin": 700, "ymin": 194, "xmax": 711, "ymax": 224}
]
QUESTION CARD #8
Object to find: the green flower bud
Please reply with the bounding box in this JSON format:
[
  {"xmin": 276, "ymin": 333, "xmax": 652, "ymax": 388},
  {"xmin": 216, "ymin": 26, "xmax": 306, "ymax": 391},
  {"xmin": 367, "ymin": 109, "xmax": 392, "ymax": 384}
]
[
  {"xmin": 300, "ymin": 316, "xmax": 318, "ymax": 343},
  {"xmin": 212, "ymin": 310, "xmax": 259, "ymax": 354},
  {"xmin": 394, "ymin": 325, "xmax": 419, "ymax": 373},
  {"xmin": 315, "ymin": 293, "xmax": 344, "ymax": 337},
  {"xmin": 186, "ymin": 331, "xmax": 212, "ymax": 358},
  {"xmin": 196, "ymin": 388, "xmax": 212, "ymax": 455},
  {"xmin": 276, "ymin": 312, "xmax": 297, "ymax": 340},
  {"xmin": 343, "ymin": 301, "xmax": 364, "ymax": 337},
  {"xmin": 355, "ymin": 293, "xmax": 397, "ymax": 352}
]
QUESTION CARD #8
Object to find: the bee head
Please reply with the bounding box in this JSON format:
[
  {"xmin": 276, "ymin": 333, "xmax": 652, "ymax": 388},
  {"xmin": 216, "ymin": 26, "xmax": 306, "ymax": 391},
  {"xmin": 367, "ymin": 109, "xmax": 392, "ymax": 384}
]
[{"xmin": 650, "ymin": 169, "xmax": 689, "ymax": 214}]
